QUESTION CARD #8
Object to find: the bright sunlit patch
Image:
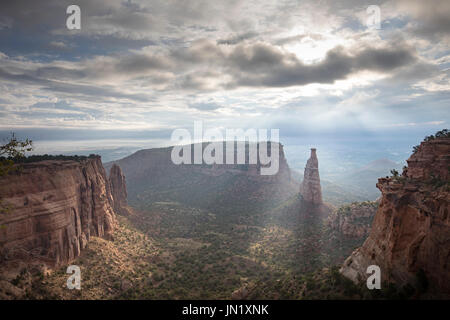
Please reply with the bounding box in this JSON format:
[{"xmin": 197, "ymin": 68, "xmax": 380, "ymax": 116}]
[{"xmin": 283, "ymin": 34, "xmax": 349, "ymax": 64}]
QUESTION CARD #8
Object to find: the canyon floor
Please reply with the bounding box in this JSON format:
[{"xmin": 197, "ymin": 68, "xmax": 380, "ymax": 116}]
[{"xmin": 7, "ymin": 197, "xmax": 393, "ymax": 300}]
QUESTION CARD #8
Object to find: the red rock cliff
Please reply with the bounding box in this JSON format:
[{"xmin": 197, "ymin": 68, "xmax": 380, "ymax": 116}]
[
  {"xmin": 340, "ymin": 138, "xmax": 450, "ymax": 295},
  {"xmin": 0, "ymin": 157, "xmax": 117, "ymax": 269}
]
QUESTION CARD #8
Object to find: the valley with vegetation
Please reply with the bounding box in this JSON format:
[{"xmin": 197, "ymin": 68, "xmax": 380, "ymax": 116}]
[{"xmin": 21, "ymin": 197, "xmax": 371, "ymax": 300}]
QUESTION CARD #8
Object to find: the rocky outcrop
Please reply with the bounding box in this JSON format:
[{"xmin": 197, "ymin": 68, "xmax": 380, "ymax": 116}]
[
  {"xmin": 328, "ymin": 201, "xmax": 378, "ymax": 238},
  {"xmin": 405, "ymin": 138, "xmax": 450, "ymax": 180},
  {"xmin": 340, "ymin": 138, "xmax": 450, "ymax": 296},
  {"xmin": 300, "ymin": 148, "xmax": 322, "ymax": 205},
  {"xmin": 0, "ymin": 156, "xmax": 117, "ymax": 270},
  {"xmin": 109, "ymin": 164, "xmax": 132, "ymax": 216}
]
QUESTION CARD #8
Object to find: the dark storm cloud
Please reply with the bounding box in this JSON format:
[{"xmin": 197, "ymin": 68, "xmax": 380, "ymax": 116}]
[
  {"xmin": 149, "ymin": 39, "xmax": 426, "ymax": 90},
  {"xmin": 222, "ymin": 42, "xmax": 423, "ymax": 88},
  {"xmin": 0, "ymin": 37, "xmax": 429, "ymax": 94}
]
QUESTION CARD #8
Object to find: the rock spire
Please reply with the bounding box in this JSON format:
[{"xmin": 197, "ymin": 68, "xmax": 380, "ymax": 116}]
[{"xmin": 300, "ymin": 148, "xmax": 322, "ymax": 205}]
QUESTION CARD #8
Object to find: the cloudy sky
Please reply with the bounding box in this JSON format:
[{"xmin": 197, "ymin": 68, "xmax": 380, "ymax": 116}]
[{"xmin": 0, "ymin": 0, "xmax": 449, "ymax": 164}]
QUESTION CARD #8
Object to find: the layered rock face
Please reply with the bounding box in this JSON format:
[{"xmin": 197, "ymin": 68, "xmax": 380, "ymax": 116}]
[
  {"xmin": 405, "ymin": 138, "xmax": 450, "ymax": 180},
  {"xmin": 0, "ymin": 157, "xmax": 117, "ymax": 269},
  {"xmin": 109, "ymin": 164, "xmax": 132, "ymax": 216},
  {"xmin": 300, "ymin": 148, "xmax": 323, "ymax": 205},
  {"xmin": 328, "ymin": 201, "xmax": 378, "ymax": 238},
  {"xmin": 341, "ymin": 138, "xmax": 450, "ymax": 295}
]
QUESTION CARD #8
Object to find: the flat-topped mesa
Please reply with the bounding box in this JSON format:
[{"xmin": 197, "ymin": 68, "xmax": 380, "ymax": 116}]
[
  {"xmin": 300, "ymin": 148, "xmax": 323, "ymax": 205},
  {"xmin": 109, "ymin": 164, "xmax": 132, "ymax": 216},
  {"xmin": 103, "ymin": 142, "xmax": 298, "ymax": 213}
]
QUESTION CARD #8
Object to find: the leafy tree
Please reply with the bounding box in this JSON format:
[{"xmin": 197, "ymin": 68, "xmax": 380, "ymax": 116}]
[
  {"xmin": 0, "ymin": 133, "xmax": 33, "ymax": 215},
  {"xmin": 390, "ymin": 169, "xmax": 399, "ymax": 177},
  {"xmin": 11, "ymin": 154, "xmax": 98, "ymax": 163},
  {"xmin": 0, "ymin": 133, "xmax": 33, "ymax": 177},
  {"xmin": 435, "ymin": 129, "xmax": 449, "ymax": 138},
  {"xmin": 412, "ymin": 129, "xmax": 449, "ymax": 154}
]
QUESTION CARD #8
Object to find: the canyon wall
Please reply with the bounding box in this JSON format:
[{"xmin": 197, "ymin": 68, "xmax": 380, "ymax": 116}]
[
  {"xmin": 340, "ymin": 138, "xmax": 450, "ymax": 295},
  {"xmin": 109, "ymin": 164, "xmax": 132, "ymax": 216},
  {"xmin": 300, "ymin": 148, "xmax": 323, "ymax": 205},
  {"xmin": 328, "ymin": 201, "xmax": 378, "ymax": 238},
  {"xmin": 0, "ymin": 156, "xmax": 120, "ymax": 270}
]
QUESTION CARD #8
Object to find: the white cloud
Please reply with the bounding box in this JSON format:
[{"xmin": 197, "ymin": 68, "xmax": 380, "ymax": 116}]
[{"xmin": 0, "ymin": 0, "xmax": 448, "ymax": 135}]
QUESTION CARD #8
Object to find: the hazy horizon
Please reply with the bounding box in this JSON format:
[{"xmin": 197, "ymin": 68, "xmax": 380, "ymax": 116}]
[{"xmin": 0, "ymin": 1, "xmax": 448, "ymax": 157}]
